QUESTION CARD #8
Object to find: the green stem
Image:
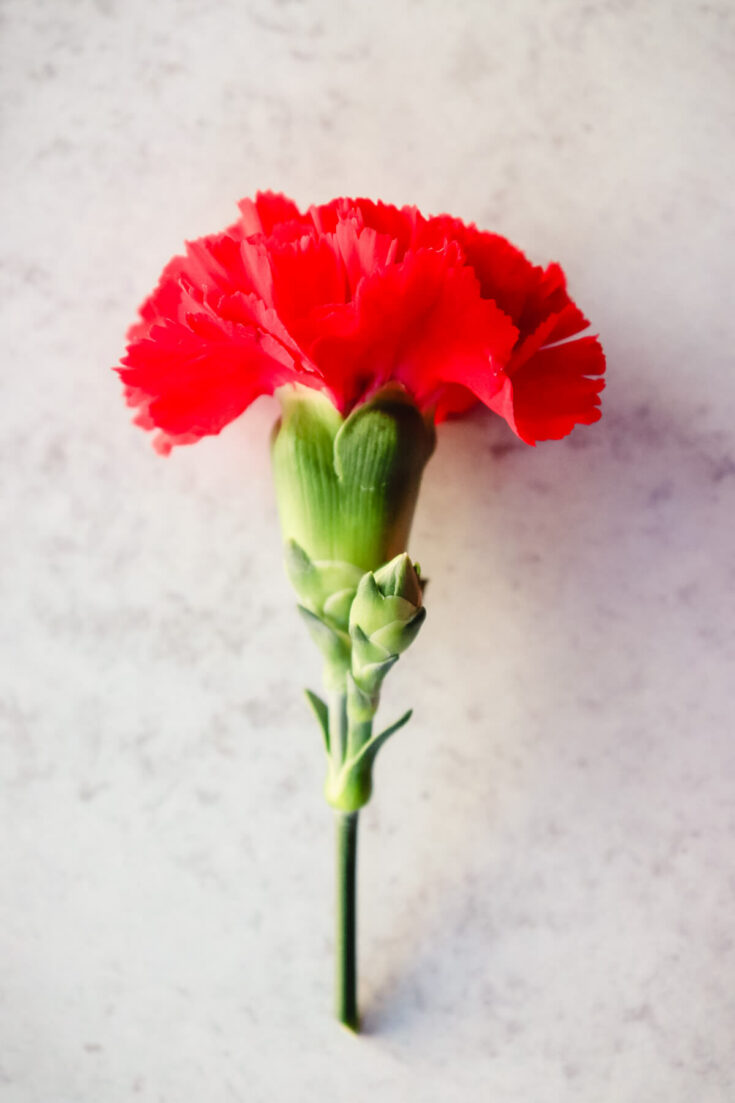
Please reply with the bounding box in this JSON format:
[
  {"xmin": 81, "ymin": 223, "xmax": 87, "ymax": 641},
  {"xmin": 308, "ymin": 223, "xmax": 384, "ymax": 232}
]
[
  {"xmin": 335, "ymin": 810, "xmax": 359, "ymax": 1031},
  {"xmin": 328, "ymin": 689, "xmax": 347, "ymax": 768}
]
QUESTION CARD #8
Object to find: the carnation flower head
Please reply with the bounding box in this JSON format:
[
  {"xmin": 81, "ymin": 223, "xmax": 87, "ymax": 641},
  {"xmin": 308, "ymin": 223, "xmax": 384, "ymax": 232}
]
[{"xmin": 117, "ymin": 191, "xmax": 605, "ymax": 454}]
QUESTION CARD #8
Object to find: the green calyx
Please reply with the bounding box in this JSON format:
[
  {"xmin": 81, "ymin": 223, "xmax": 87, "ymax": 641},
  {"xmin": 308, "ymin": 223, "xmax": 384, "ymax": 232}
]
[
  {"xmin": 271, "ymin": 383, "xmax": 435, "ymax": 573},
  {"xmin": 272, "ymin": 385, "xmax": 434, "ymax": 814}
]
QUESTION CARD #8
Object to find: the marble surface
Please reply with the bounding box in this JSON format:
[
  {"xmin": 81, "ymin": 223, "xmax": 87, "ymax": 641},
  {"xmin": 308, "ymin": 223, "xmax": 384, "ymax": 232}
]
[{"xmin": 2, "ymin": 1, "xmax": 735, "ymax": 1099}]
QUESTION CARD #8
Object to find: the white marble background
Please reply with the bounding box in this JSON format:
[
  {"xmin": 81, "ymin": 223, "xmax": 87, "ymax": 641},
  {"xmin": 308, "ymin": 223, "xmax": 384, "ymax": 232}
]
[{"xmin": 2, "ymin": 0, "xmax": 734, "ymax": 1099}]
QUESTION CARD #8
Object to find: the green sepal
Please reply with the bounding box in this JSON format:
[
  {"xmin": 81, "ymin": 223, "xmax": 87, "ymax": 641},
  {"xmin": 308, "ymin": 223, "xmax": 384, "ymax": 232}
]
[
  {"xmin": 284, "ymin": 538, "xmax": 314, "ymax": 587},
  {"xmin": 304, "ymin": 689, "xmax": 330, "ymax": 753},
  {"xmin": 352, "ymin": 655, "xmax": 398, "ymax": 697},
  {"xmin": 297, "ymin": 605, "xmax": 350, "ymax": 688},
  {"xmin": 349, "ymin": 625, "xmax": 398, "ymax": 694},
  {"xmin": 322, "ymin": 588, "xmax": 356, "ymax": 632},
  {"xmin": 297, "ymin": 604, "xmax": 349, "ymax": 658},
  {"xmin": 285, "ymin": 540, "xmax": 362, "ymax": 630},
  {"xmin": 349, "ymin": 572, "xmax": 419, "ymax": 639},
  {"xmin": 373, "ymin": 554, "xmax": 423, "ymax": 605},
  {"xmin": 272, "ymin": 387, "xmax": 344, "ymax": 561},
  {"xmin": 370, "ymin": 605, "xmax": 427, "ymax": 654},
  {"xmin": 272, "ymin": 384, "xmax": 435, "ymax": 573},
  {"xmin": 349, "ymin": 623, "xmax": 389, "ymax": 665}
]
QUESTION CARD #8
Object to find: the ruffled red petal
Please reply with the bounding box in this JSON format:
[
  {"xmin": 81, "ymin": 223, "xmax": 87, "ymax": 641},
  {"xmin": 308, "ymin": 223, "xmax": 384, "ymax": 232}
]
[
  {"xmin": 301, "ymin": 245, "xmax": 517, "ymax": 413},
  {"xmin": 119, "ymin": 313, "xmax": 299, "ymax": 445},
  {"xmin": 116, "ymin": 192, "xmax": 604, "ymax": 449},
  {"xmin": 237, "ymin": 191, "xmax": 308, "ymax": 237},
  {"xmin": 506, "ymin": 335, "xmax": 606, "ymax": 443}
]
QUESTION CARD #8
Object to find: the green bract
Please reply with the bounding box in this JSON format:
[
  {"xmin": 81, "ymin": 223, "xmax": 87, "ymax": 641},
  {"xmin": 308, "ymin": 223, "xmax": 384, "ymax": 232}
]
[{"xmin": 284, "ymin": 541, "xmax": 363, "ymax": 630}]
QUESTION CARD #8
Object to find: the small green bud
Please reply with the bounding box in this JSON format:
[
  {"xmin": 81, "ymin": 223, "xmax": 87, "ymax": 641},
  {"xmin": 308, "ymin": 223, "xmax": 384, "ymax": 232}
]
[
  {"xmin": 349, "ymin": 553, "xmax": 426, "ymax": 695},
  {"xmin": 349, "ymin": 553, "xmax": 424, "ymax": 654},
  {"xmin": 373, "ymin": 553, "xmax": 423, "ymax": 605}
]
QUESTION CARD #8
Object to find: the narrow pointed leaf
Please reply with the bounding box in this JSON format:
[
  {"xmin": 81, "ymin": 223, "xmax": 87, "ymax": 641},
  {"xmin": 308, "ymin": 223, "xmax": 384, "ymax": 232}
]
[
  {"xmin": 304, "ymin": 689, "xmax": 330, "ymax": 753},
  {"xmin": 351, "ymin": 708, "xmax": 414, "ymax": 770},
  {"xmin": 297, "ymin": 604, "xmax": 350, "ymax": 665}
]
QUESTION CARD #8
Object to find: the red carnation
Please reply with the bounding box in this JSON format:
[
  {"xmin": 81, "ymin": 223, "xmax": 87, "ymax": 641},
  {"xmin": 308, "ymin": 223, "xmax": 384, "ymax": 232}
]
[
  {"xmin": 115, "ymin": 192, "xmax": 607, "ymax": 1032},
  {"xmin": 117, "ymin": 192, "xmax": 604, "ymax": 453}
]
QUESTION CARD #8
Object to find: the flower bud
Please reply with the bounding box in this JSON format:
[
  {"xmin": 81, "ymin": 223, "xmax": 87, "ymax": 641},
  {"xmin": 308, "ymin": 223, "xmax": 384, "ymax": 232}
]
[{"xmin": 349, "ymin": 553, "xmax": 426, "ymax": 694}]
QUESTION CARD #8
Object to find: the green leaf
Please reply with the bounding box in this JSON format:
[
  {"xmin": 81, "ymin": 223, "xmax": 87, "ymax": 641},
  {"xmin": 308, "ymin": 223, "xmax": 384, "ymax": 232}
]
[
  {"xmin": 297, "ymin": 605, "xmax": 350, "ymax": 667},
  {"xmin": 352, "ymin": 708, "xmax": 414, "ymax": 770},
  {"xmin": 304, "ymin": 689, "xmax": 330, "ymax": 753}
]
